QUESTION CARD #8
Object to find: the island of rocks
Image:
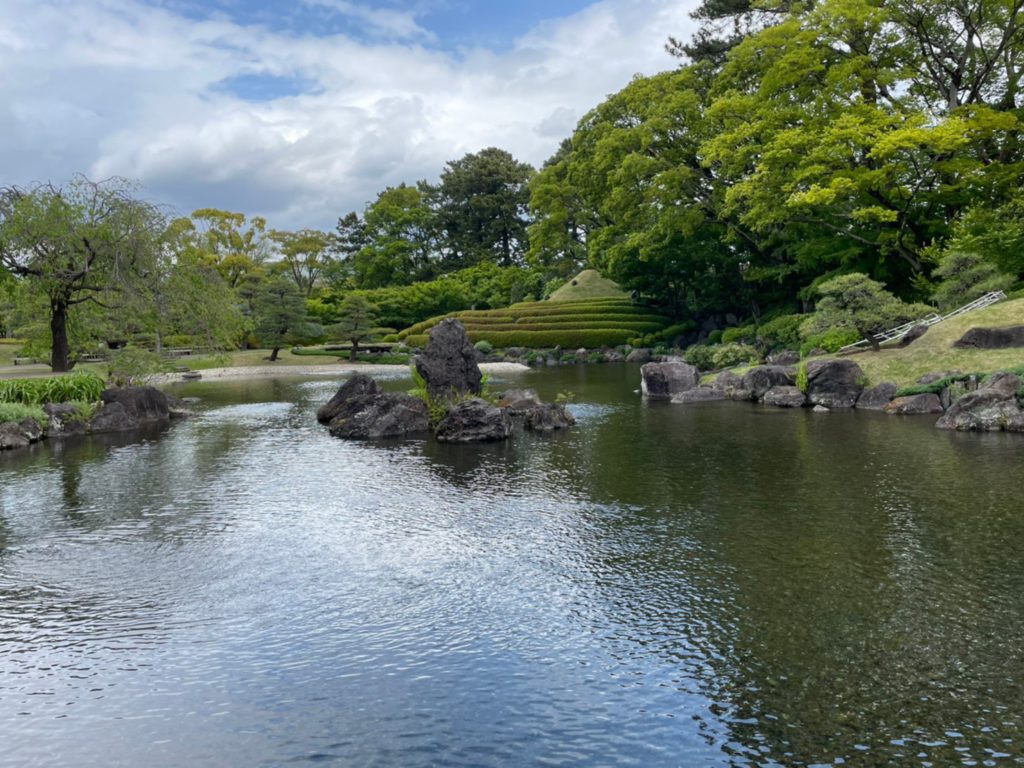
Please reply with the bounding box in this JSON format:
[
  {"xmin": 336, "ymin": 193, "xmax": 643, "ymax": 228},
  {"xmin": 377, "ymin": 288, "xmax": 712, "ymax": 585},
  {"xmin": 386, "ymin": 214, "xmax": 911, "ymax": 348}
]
[
  {"xmin": 316, "ymin": 318, "xmax": 574, "ymax": 442},
  {"xmin": 641, "ymin": 356, "xmax": 1024, "ymax": 432}
]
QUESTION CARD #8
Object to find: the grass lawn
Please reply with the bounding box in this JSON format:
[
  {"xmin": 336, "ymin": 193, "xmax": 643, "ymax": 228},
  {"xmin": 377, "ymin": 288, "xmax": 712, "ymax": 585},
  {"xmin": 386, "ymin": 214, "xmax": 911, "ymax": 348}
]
[
  {"xmin": 840, "ymin": 298, "xmax": 1024, "ymax": 386},
  {"xmin": 548, "ymin": 269, "xmax": 627, "ymax": 302}
]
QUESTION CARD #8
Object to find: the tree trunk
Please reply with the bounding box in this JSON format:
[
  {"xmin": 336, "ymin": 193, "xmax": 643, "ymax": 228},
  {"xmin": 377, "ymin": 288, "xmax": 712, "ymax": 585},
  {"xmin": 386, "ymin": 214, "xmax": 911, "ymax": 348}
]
[
  {"xmin": 50, "ymin": 298, "xmax": 74, "ymax": 372},
  {"xmin": 349, "ymin": 340, "xmax": 359, "ymax": 362},
  {"xmin": 269, "ymin": 346, "xmax": 280, "ymax": 362}
]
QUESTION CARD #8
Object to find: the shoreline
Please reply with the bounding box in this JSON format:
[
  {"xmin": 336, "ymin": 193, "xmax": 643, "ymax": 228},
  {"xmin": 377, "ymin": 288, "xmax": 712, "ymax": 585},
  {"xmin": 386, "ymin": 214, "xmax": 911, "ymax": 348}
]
[{"xmin": 150, "ymin": 361, "xmax": 530, "ymax": 385}]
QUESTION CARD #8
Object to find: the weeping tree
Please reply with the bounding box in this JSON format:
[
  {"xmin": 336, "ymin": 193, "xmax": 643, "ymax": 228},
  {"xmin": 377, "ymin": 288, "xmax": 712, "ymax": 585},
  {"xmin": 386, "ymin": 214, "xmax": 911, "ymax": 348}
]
[{"xmin": 0, "ymin": 177, "xmax": 164, "ymax": 372}]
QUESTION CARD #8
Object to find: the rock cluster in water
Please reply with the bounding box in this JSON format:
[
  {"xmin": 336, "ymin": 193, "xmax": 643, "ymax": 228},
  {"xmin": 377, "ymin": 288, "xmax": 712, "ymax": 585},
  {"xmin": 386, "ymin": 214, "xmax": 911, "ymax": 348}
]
[
  {"xmin": 318, "ymin": 320, "xmax": 574, "ymax": 442},
  {"xmin": 641, "ymin": 359, "xmax": 1024, "ymax": 433}
]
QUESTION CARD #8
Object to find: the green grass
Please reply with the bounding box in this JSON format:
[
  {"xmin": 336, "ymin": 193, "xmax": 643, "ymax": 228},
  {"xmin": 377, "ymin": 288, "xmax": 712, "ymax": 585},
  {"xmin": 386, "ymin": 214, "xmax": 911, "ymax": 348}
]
[
  {"xmin": 548, "ymin": 270, "xmax": 627, "ymax": 302},
  {"xmin": 0, "ymin": 402, "xmax": 46, "ymax": 423},
  {"xmin": 841, "ymin": 297, "xmax": 1024, "ymax": 387},
  {"xmin": 0, "ymin": 372, "xmax": 105, "ymax": 405}
]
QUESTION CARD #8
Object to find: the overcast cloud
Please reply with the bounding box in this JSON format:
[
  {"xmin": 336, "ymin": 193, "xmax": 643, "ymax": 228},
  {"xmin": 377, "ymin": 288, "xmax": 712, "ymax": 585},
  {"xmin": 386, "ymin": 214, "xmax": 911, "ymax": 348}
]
[{"xmin": 0, "ymin": 0, "xmax": 697, "ymax": 230}]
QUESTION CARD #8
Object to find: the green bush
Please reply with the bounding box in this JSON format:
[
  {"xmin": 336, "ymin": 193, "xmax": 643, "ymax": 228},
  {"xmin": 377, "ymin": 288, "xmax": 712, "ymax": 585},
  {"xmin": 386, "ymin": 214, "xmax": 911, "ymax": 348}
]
[
  {"xmin": 684, "ymin": 342, "xmax": 760, "ymax": 371},
  {"xmin": 107, "ymin": 348, "xmax": 173, "ymax": 386},
  {"xmin": 799, "ymin": 327, "xmax": 862, "ymax": 356},
  {"xmin": 474, "ymin": 340, "xmax": 493, "ymax": 354},
  {"xmin": 462, "ymin": 329, "xmax": 641, "ymax": 348},
  {"xmin": 757, "ymin": 314, "xmax": 804, "ymax": 348},
  {"xmin": 682, "ymin": 344, "xmax": 716, "ymax": 370},
  {"xmin": 0, "ymin": 372, "xmax": 105, "ymax": 405},
  {"xmin": 707, "ymin": 330, "xmax": 723, "ymax": 345},
  {"xmin": 722, "ymin": 325, "xmax": 757, "ymax": 344},
  {"xmin": 0, "ymin": 402, "xmax": 46, "ymax": 424},
  {"xmin": 796, "ymin": 361, "xmax": 809, "ymax": 393},
  {"xmin": 652, "ymin": 322, "xmax": 695, "ymax": 344}
]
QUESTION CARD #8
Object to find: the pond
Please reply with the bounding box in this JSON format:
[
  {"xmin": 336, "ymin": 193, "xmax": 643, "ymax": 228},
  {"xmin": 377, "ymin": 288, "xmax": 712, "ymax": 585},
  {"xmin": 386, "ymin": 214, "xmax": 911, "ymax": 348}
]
[{"xmin": 1, "ymin": 365, "xmax": 1022, "ymax": 767}]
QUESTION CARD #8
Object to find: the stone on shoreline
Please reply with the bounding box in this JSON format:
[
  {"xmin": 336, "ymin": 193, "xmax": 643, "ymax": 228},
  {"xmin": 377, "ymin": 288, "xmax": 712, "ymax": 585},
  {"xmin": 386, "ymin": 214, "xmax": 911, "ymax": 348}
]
[
  {"xmin": 763, "ymin": 385, "xmax": 806, "ymax": 408},
  {"xmin": 414, "ymin": 319, "xmax": 482, "ymax": 401},
  {"xmin": 741, "ymin": 365, "xmax": 797, "ymax": 401},
  {"xmin": 641, "ymin": 362, "xmax": 700, "ymax": 399},
  {"xmin": 805, "ymin": 359, "xmax": 864, "ymax": 409},
  {"xmin": 317, "ymin": 373, "xmax": 381, "ymax": 424},
  {"xmin": 328, "ymin": 393, "xmax": 430, "ymax": 439},
  {"xmin": 936, "ymin": 372, "xmax": 1024, "ymax": 432},
  {"xmin": 524, "ymin": 403, "xmax": 575, "ymax": 432},
  {"xmin": 435, "ymin": 398, "xmax": 511, "ymax": 443},
  {"xmin": 856, "ymin": 383, "xmax": 898, "ymax": 410},
  {"xmin": 672, "ymin": 387, "xmax": 727, "ymax": 404},
  {"xmin": 884, "ymin": 394, "xmax": 944, "ymax": 415}
]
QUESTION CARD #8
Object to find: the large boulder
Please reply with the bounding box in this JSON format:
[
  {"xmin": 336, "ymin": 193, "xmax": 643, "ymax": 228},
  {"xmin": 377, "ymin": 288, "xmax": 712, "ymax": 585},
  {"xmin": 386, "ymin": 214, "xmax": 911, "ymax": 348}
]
[
  {"xmin": 317, "ymin": 373, "xmax": 381, "ymax": 424},
  {"xmin": 89, "ymin": 401, "xmax": 139, "ymax": 433},
  {"xmin": 525, "ymin": 403, "xmax": 576, "ymax": 432},
  {"xmin": 763, "ymin": 385, "xmax": 806, "ymax": 408},
  {"xmin": 884, "ymin": 394, "xmax": 945, "ymax": 415},
  {"xmin": 936, "ymin": 372, "xmax": 1024, "ymax": 432},
  {"xmin": 641, "ymin": 362, "xmax": 700, "ymax": 399},
  {"xmin": 626, "ymin": 348, "xmax": 652, "ymax": 364},
  {"xmin": 414, "ymin": 319, "xmax": 482, "ymax": 401},
  {"xmin": 43, "ymin": 403, "xmax": 88, "ymax": 437},
  {"xmin": 953, "ymin": 325, "xmax": 1024, "ymax": 350},
  {"xmin": 497, "ymin": 389, "xmax": 543, "ymax": 416},
  {"xmin": 741, "ymin": 365, "xmax": 796, "ymax": 401},
  {"xmin": 435, "ymin": 398, "xmax": 512, "ymax": 443},
  {"xmin": 0, "ymin": 421, "xmax": 32, "ymax": 450},
  {"xmin": 900, "ymin": 324, "xmax": 930, "ymax": 346},
  {"xmin": 805, "ymin": 359, "xmax": 865, "ymax": 409},
  {"xmin": 767, "ymin": 350, "xmax": 800, "ymax": 366},
  {"xmin": 672, "ymin": 387, "xmax": 727, "ymax": 404},
  {"xmin": 100, "ymin": 386, "xmax": 170, "ymax": 423},
  {"xmin": 328, "ymin": 393, "xmax": 430, "ymax": 439},
  {"xmin": 856, "ymin": 382, "xmax": 898, "ymax": 410}
]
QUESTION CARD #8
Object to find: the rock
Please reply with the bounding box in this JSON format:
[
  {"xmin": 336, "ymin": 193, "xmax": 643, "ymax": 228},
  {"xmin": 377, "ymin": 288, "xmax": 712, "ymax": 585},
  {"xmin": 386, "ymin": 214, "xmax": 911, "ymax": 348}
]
[
  {"xmin": 497, "ymin": 389, "xmax": 543, "ymax": 415},
  {"xmin": 0, "ymin": 421, "xmax": 31, "ymax": 450},
  {"xmin": 43, "ymin": 403, "xmax": 88, "ymax": 437},
  {"xmin": 884, "ymin": 394, "xmax": 945, "ymax": 415},
  {"xmin": 100, "ymin": 386, "xmax": 171, "ymax": 423},
  {"xmin": 414, "ymin": 318, "xmax": 482, "ymax": 401},
  {"xmin": 917, "ymin": 370, "xmax": 960, "ymax": 385},
  {"xmin": 805, "ymin": 359, "xmax": 865, "ymax": 409},
  {"xmin": 953, "ymin": 325, "xmax": 1024, "ymax": 350},
  {"xmin": 525, "ymin": 403, "xmax": 575, "ymax": 432},
  {"xmin": 741, "ymin": 365, "xmax": 797, "ymax": 401},
  {"xmin": 763, "ymin": 386, "xmax": 806, "ymax": 408},
  {"xmin": 506, "ymin": 347, "xmax": 526, "ymax": 358},
  {"xmin": 317, "ymin": 373, "xmax": 381, "ymax": 424},
  {"xmin": 626, "ymin": 348, "xmax": 652, "ymax": 364},
  {"xmin": 711, "ymin": 370, "xmax": 743, "ymax": 392},
  {"xmin": 900, "ymin": 324, "xmax": 930, "ymax": 346},
  {"xmin": 605, "ymin": 351, "xmax": 625, "ymax": 363},
  {"xmin": 89, "ymin": 401, "xmax": 139, "ymax": 433},
  {"xmin": 767, "ymin": 350, "xmax": 800, "ymax": 366},
  {"xmin": 328, "ymin": 393, "xmax": 430, "ymax": 439},
  {"xmin": 856, "ymin": 382, "xmax": 898, "ymax": 410},
  {"xmin": 435, "ymin": 399, "xmax": 512, "ymax": 443},
  {"xmin": 575, "ymin": 348, "xmax": 589, "ymax": 363},
  {"xmin": 936, "ymin": 372, "xmax": 1024, "ymax": 432},
  {"xmin": 545, "ymin": 355, "xmax": 559, "ymax": 367},
  {"xmin": 641, "ymin": 362, "xmax": 701, "ymax": 399},
  {"xmin": 812, "ymin": 405, "xmax": 830, "ymax": 413},
  {"xmin": 18, "ymin": 417, "xmax": 43, "ymax": 442},
  {"xmin": 672, "ymin": 387, "xmax": 727, "ymax": 403}
]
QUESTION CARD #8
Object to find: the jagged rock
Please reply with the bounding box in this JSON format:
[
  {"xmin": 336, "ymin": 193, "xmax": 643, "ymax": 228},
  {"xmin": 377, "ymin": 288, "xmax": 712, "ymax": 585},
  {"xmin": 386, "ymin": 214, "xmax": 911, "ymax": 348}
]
[
  {"xmin": 672, "ymin": 387, "xmax": 727, "ymax": 404},
  {"xmin": 605, "ymin": 351, "xmax": 626, "ymax": 363},
  {"xmin": 317, "ymin": 373, "xmax": 381, "ymax": 424},
  {"xmin": 917, "ymin": 370, "xmax": 961, "ymax": 385},
  {"xmin": 525, "ymin": 403, "xmax": 575, "ymax": 432},
  {"xmin": 89, "ymin": 401, "xmax": 139, "ymax": 433},
  {"xmin": 100, "ymin": 386, "xmax": 171, "ymax": 423},
  {"xmin": 575, "ymin": 348, "xmax": 589, "ymax": 363},
  {"xmin": 328, "ymin": 393, "xmax": 430, "ymax": 439},
  {"xmin": 900, "ymin": 324, "xmax": 930, "ymax": 346},
  {"xmin": 0, "ymin": 421, "xmax": 32, "ymax": 450},
  {"xmin": 641, "ymin": 362, "xmax": 700, "ymax": 399},
  {"xmin": 43, "ymin": 403, "xmax": 88, "ymax": 437},
  {"xmin": 414, "ymin": 318, "xmax": 482, "ymax": 401},
  {"xmin": 763, "ymin": 385, "xmax": 806, "ymax": 408},
  {"xmin": 497, "ymin": 389, "xmax": 543, "ymax": 415},
  {"xmin": 953, "ymin": 325, "xmax": 1024, "ymax": 350},
  {"xmin": 767, "ymin": 350, "xmax": 801, "ymax": 366},
  {"xmin": 856, "ymin": 382, "xmax": 898, "ymax": 410},
  {"xmin": 806, "ymin": 359, "xmax": 865, "ymax": 409},
  {"xmin": 936, "ymin": 372, "xmax": 1024, "ymax": 432},
  {"xmin": 741, "ymin": 365, "xmax": 797, "ymax": 401},
  {"xmin": 812, "ymin": 405, "xmax": 830, "ymax": 413},
  {"xmin": 626, "ymin": 348, "xmax": 652, "ymax": 364},
  {"xmin": 884, "ymin": 394, "xmax": 945, "ymax": 415},
  {"xmin": 435, "ymin": 399, "xmax": 512, "ymax": 443},
  {"xmin": 711, "ymin": 370, "xmax": 743, "ymax": 392}
]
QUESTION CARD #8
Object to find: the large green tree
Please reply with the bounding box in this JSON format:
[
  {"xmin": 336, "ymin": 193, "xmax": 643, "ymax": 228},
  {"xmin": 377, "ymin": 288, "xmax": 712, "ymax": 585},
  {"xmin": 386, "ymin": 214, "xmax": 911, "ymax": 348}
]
[{"xmin": 269, "ymin": 228, "xmax": 334, "ymax": 298}]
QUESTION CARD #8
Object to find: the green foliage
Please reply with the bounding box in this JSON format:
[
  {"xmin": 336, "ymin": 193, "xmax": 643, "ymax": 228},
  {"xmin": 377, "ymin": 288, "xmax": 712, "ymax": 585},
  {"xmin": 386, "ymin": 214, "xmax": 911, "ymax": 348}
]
[
  {"xmin": 796, "ymin": 361, "xmax": 809, "ymax": 394},
  {"xmin": 707, "ymin": 330, "xmax": 723, "ymax": 345},
  {"xmin": 930, "ymin": 248, "xmax": 1015, "ymax": 312},
  {"xmin": 106, "ymin": 347, "xmax": 173, "ymax": 386},
  {"xmin": 799, "ymin": 327, "xmax": 863, "ymax": 356},
  {"xmin": 473, "ymin": 340, "xmax": 493, "ymax": 354},
  {"xmin": 684, "ymin": 342, "xmax": 760, "ymax": 371},
  {"xmin": 405, "ymin": 328, "xmax": 639, "ymax": 349},
  {"xmin": 0, "ymin": 372, "xmax": 104, "ymax": 405},
  {"xmin": 722, "ymin": 325, "xmax": 756, "ymax": 345},
  {"xmin": 756, "ymin": 314, "xmax": 804, "ymax": 348},
  {"xmin": 895, "ymin": 373, "xmax": 972, "ymax": 398},
  {"xmin": 0, "ymin": 402, "xmax": 46, "ymax": 424}
]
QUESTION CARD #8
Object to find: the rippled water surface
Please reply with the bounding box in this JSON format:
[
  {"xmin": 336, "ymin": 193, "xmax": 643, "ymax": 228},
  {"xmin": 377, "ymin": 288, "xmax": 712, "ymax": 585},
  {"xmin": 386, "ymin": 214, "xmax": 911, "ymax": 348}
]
[{"xmin": 2, "ymin": 365, "xmax": 1023, "ymax": 767}]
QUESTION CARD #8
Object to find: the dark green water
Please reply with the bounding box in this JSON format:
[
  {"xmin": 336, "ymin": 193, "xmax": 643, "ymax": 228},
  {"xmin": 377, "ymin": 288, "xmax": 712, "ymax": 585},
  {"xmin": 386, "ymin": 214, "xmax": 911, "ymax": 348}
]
[{"xmin": 1, "ymin": 365, "xmax": 1022, "ymax": 767}]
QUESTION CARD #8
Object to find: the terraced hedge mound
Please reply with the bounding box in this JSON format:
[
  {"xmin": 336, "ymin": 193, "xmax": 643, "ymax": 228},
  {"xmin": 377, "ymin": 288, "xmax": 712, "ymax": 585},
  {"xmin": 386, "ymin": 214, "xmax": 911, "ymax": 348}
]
[{"xmin": 395, "ymin": 298, "xmax": 673, "ymax": 348}]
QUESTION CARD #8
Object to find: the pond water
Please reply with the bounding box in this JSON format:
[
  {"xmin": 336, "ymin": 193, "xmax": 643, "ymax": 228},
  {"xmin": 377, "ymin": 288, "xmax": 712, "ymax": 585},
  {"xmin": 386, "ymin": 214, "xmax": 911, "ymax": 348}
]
[{"xmin": 1, "ymin": 365, "xmax": 1023, "ymax": 767}]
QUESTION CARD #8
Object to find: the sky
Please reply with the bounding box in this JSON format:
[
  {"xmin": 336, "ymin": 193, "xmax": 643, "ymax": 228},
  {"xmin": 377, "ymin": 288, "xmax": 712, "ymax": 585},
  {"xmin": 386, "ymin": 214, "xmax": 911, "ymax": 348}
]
[{"xmin": 0, "ymin": 0, "xmax": 698, "ymax": 230}]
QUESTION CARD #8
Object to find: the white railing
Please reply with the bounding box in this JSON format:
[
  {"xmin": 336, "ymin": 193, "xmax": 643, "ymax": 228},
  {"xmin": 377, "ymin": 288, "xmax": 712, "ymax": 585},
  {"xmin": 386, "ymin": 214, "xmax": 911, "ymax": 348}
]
[{"xmin": 839, "ymin": 290, "xmax": 1007, "ymax": 352}]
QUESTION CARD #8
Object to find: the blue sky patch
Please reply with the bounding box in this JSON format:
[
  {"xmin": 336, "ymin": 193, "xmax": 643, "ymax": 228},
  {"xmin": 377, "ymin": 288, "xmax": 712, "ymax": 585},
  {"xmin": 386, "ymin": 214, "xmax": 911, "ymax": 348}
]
[{"xmin": 213, "ymin": 73, "xmax": 319, "ymax": 102}]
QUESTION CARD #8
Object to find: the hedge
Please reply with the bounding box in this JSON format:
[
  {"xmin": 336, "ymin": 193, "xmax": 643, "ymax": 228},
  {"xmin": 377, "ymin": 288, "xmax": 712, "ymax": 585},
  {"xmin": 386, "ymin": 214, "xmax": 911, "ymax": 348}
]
[
  {"xmin": 404, "ymin": 328, "xmax": 641, "ymax": 349},
  {"xmin": 458, "ymin": 321, "xmax": 665, "ymax": 333}
]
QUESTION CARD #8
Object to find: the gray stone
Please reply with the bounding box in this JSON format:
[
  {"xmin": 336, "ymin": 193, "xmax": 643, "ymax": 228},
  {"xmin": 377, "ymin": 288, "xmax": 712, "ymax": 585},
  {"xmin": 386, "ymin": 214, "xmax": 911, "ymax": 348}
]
[
  {"xmin": 317, "ymin": 373, "xmax": 382, "ymax": 424},
  {"xmin": 328, "ymin": 393, "xmax": 430, "ymax": 439},
  {"xmin": 435, "ymin": 399, "xmax": 512, "ymax": 443},
  {"xmin": 672, "ymin": 387, "xmax": 727, "ymax": 404},
  {"xmin": 767, "ymin": 350, "xmax": 800, "ymax": 366},
  {"xmin": 936, "ymin": 372, "xmax": 1024, "ymax": 432},
  {"xmin": 856, "ymin": 382, "xmax": 898, "ymax": 410},
  {"xmin": 575, "ymin": 348, "xmax": 589, "ymax": 363},
  {"xmin": 524, "ymin": 403, "xmax": 576, "ymax": 432},
  {"xmin": 884, "ymin": 394, "xmax": 945, "ymax": 415},
  {"xmin": 806, "ymin": 359, "xmax": 865, "ymax": 409},
  {"xmin": 763, "ymin": 385, "xmax": 806, "ymax": 408},
  {"xmin": 812, "ymin": 405, "xmax": 830, "ymax": 413},
  {"xmin": 741, "ymin": 365, "xmax": 797, "ymax": 401},
  {"xmin": 641, "ymin": 362, "xmax": 701, "ymax": 399},
  {"xmin": 414, "ymin": 318, "xmax": 482, "ymax": 401},
  {"xmin": 100, "ymin": 386, "xmax": 171, "ymax": 423},
  {"xmin": 900, "ymin": 324, "xmax": 930, "ymax": 346},
  {"xmin": 497, "ymin": 389, "xmax": 543, "ymax": 415},
  {"xmin": 953, "ymin": 325, "xmax": 1024, "ymax": 350},
  {"xmin": 89, "ymin": 402, "xmax": 139, "ymax": 433},
  {"xmin": 711, "ymin": 370, "xmax": 743, "ymax": 392},
  {"xmin": 605, "ymin": 351, "xmax": 625, "ymax": 363},
  {"xmin": 43, "ymin": 403, "xmax": 88, "ymax": 437},
  {"xmin": 626, "ymin": 348, "xmax": 652, "ymax": 364},
  {"xmin": 0, "ymin": 422, "xmax": 31, "ymax": 450}
]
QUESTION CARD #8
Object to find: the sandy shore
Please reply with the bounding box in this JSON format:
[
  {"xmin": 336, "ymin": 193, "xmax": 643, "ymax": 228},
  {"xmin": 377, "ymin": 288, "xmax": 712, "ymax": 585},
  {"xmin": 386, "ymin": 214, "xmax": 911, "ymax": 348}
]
[{"xmin": 151, "ymin": 361, "xmax": 530, "ymax": 385}]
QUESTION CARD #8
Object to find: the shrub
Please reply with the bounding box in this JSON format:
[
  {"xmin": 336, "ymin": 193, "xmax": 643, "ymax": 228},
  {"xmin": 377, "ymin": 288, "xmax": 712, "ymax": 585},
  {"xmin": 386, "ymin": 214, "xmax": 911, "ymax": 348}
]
[
  {"xmin": 722, "ymin": 325, "xmax": 757, "ymax": 344},
  {"xmin": 682, "ymin": 344, "xmax": 716, "ymax": 370},
  {"xmin": 0, "ymin": 372, "xmax": 105, "ymax": 405},
  {"xmin": 652, "ymin": 322, "xmax": 696, "ymax": 344},
  {"xmin": 107, "ymin": 348, "xmax": 173, "ymax": 386},
  {"xmin": 707, "ymin": 330, "xmax": 723, "ymax": 345},
  {"xmin": 0, "ymin": 402, "xmax": 46, "ymax": 424},
  {"xmin": 757, "ymin": 314, "xmax": 804, "ymax": 348},
  {"xmin": 799, "ymin": 327, "xmax": 862, "ymax": 356},
  {"xmin": 474, "ymin": 340, "xmax": 493, "ymax": 354},
  {"xmin": 931, "ymin": 249, "xmax": 1014, "ymax": 312},
  {"xmin": 796, "ymin": 361, "xmax": 809, "ymax": 393},
  {"xmin": 712, "ymin": 343, "xmax": 760, "ymax": 369}
]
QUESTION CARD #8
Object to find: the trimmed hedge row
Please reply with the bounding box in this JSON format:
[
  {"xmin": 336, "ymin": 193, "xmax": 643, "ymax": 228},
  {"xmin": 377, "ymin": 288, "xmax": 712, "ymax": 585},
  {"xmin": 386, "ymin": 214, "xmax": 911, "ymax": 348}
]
[
  {"xmin": 404, "ymin": 328, "xmax": 640, "ymax": 349},
  {"xmin": 457, "ymin": 321, "xmax": 666, "ymax": 333}
]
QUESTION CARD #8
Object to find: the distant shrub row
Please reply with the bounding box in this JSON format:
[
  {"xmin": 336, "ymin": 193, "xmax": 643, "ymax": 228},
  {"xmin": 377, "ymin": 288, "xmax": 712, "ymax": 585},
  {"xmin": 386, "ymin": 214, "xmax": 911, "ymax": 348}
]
[
  {"xmin": 404, "ymin": 328, "xmax": 641, "ymax": 349},
  {"xmin": 455, "ymin": 321, "xmax": 665, "ymax": 334},
  {"xmin": 0, "ymin": 372, "xmax": 105, "ymax": 405}
]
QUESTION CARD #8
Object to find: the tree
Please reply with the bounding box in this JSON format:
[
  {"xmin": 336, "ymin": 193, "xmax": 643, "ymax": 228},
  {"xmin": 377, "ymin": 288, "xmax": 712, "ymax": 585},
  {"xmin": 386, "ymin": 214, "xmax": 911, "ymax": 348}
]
[
  {"xmin": 428, "ymin": 148, "xmax": 534, "ymax": 269},
  {"xmin": 930, "ymin": 249, "xmax": 1015, "ymax": 312},
  {"xmin": 801, "ymin": 273, "xmax": 934, "ymax": 351},
  {"xmin": 269, "ymin": 228, "xmax": 334, "ymax": 297},
  {"xmin": 0, "ymin": 176, "xmax": 165, "ymax": 372},
  {"xmin": 351, "ymin": 184, "xmax": 436, "ymax": 288},
  {"xmin": 253, "ymin": 276, "xmax": 316, "ymax": 361},
  {"xmin": 184, "ymin": 208, "xmax": 270, "ymax": 289},
  {"xmin": 331, "ymin": 294, "xmax": 379, "ymax": 361}
]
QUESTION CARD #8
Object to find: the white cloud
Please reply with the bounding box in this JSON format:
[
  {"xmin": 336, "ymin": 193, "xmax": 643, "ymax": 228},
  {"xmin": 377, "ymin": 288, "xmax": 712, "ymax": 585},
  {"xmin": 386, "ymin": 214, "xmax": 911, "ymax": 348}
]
[
  {"xmin": 302, "ymin": 0, "xmax": 436, "ymax": 42},
  {"xmin": 0, "ymin": 0, "xmax": 698, "ymax": 229}
]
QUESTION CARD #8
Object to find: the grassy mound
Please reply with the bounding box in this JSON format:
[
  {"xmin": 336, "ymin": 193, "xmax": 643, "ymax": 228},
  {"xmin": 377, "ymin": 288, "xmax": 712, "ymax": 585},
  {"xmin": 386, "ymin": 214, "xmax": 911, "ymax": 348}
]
[
  {"xmin": 396, "ymin": 296, "xmax": 674, "ymax": 349},
  {"xmin": 845, "ymin": 297, "xmax": 1024, "ymax": 386},
  {"xmin": 548, "ymin": 270, "xmax": 628, "ymax": 302}
]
